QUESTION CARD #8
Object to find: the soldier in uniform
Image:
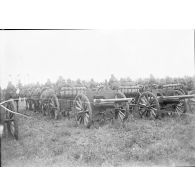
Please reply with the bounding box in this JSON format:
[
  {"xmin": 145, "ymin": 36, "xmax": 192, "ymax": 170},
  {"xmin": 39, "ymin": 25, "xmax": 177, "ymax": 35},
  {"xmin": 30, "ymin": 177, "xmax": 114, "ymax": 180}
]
[
  {"xmin": 5, "ymin": 81, "xmax": 17, "ymax": 100},
  {"xmin": 32, "ymin": 86, "xmax": 41, "ymax": 112}
]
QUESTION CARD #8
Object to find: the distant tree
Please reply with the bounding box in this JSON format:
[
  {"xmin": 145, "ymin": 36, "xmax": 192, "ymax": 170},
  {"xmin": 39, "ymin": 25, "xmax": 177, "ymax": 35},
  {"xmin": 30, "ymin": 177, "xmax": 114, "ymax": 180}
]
[
  {"xmin": 119, "ymin": 78, "xmax": 126, "ymax": 86},
  {"xmin": 66, "ymin": 78, "xmax": 74, "ymax": 87},
  {"xmin": 56, "ymin": 76, "xmax": 66, "ymax": 88},
  {"xmin": 109, "ymin": 74, "xmax": 118, "ymax": 84},
  {"xmin": 108, "ymin": 74, "xmax": 119, "ymax": 89},
  {"xmin": 76, "ymin": 78, "xmax": 82, "ymax": 86},
  {"xmin": 16, "ymin": 79, "xmax": 23, "ymax": 90},
  {"xmin": 45, "ymin": 78, "xmax": 52, "ymax": 87},
  {"xmin": 193, "ymin": 75, "xmax": 195, "ymax": 89},
  {"xmin": 81, "ymin": 80, "xmax": 87, "ymax": 87},
  {"xmin": 126, "ymin": 77, "xmax": 132, "ymax": 82},
  {"xmin": 57, "ymin": 76, "xmax": 65, "ymax": 84},
  {"xmin": 89, "ymin": 78, "xmax": 96, "ymax": 89},
  {"xmin": 165, "ymin": 76, "xmax": 173, "ymax": 84},
  {"xmin": 149, "ymin": 74, "xmax": 156, "ymax": 84},
  {"xmin": 5, "ymin": 81, "xmax": 17, "ymax": 99}
]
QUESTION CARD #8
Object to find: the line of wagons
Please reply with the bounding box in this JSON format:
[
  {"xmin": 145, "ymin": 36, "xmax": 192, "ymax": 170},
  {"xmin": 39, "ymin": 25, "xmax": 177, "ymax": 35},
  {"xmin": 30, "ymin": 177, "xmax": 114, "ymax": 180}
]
[
  {"xmin": 1, "ymin": 83, "xmax": 195, "ymax": 140},
  {"xmin": 22, "ymin": 83, "xmax": 195, "ymax": 129}
]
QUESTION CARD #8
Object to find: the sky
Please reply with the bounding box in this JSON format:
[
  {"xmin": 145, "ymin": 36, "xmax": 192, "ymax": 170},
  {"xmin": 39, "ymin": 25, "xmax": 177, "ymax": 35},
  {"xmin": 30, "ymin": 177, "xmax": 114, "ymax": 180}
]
[{"xmin": 0, "ymin": 29, "xmax": 194, "ymax": 88}]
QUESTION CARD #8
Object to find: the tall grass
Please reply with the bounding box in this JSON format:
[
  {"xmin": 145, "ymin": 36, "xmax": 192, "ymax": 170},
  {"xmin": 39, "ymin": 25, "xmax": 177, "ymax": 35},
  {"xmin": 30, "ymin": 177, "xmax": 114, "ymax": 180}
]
[{"xmin": 1, "ymin": 110, "xmax": 195, "ymax": 166}]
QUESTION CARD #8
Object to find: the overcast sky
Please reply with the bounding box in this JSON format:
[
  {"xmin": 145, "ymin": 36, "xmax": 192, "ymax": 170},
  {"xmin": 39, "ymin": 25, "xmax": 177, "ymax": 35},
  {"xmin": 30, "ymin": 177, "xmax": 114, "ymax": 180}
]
[{"xmin": 0, "ymin": 30, "xmax": 194, "ymax": 88}]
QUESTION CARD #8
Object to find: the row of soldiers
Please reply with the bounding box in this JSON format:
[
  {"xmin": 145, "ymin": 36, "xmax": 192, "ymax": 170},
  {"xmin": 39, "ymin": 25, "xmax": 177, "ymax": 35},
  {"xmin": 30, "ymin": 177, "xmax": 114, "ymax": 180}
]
[{"xmin": 1, "ymin": 82, "xmax": 43, "ymax": 113}]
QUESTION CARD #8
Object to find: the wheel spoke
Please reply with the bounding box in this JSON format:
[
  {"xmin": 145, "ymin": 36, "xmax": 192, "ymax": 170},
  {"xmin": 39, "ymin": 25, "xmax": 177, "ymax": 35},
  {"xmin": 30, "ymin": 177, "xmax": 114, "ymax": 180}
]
[
  {"xmin": 175, "ymin": 107, "xmax": 180, "ymax": 115},
  {"xmin": 84, "ymin": 115, "xmax": 89, "ymax": 126},
  {"xmin": 141, "ymin": 97, "xmax": 147, "ymax": 105},
  {"xmin": 118, "ymin": 111, "xmax": 123, "ymax": 121},
  {"xmin": 75, "ymin": 105, "xmax": 82, "ymax": 111},
  {"xmin": 150, "ymin": 109, "xmax": 156, "ymax": 118},
  {"xmin": 118, "ymin": 110, "xmax": 125, "ymax": 121},
  {"xmin": 76, "ymin": 99, "xmax": 82, "ymax": 109},
  {"xmin": 78, "ymin": 97, "xmax": 83, "ymax": 108},
  {"xmin": 176, "ymin": 105, "xmax": 183, "ymax": 114},
  {"xmin": 85, "ymin": 113, "xmax": 89, "ymax": 119},
  {"xmin": 150, "ymin": 103, "xmax": 157, "ymax": 108},
  {"xmin": 78, "ymin": 115, "xmax": 82, "ymax": 124},
  {"xmin": 145, "ymin": 93, "xmax": 149, "ymax": 102},
  {"xmin": 149, "ymin": 97, "xmax": 155, "ymax": 105},
  {"xmin": 144, "ymin": 96, "xmax": 150, "ymax": 105},
  {"xmin": 139, "ymin": 108, "xmax": 147, "ymax": 117},
  {"xmin": 83, "ymin": 117, "xmax": 87, "ymax": 126},
  {"xmin": 83, "ymin": 102, "xmax": 88, "ymax": 111}
]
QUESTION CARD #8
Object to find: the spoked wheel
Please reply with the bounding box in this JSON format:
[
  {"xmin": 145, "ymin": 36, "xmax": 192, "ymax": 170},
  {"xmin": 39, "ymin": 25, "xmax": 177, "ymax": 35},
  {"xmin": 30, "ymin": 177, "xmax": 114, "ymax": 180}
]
[
  {"xmin": 6, "ymin": 101, "xmax": 19, "ymax": 140},
  {"xmin": 137, "ymin": 91, "xmax": 160, "ymax": 119},
  {"xmin": 73, "ymin": 94, "xmax": 92, "ymax": 128},
  {"xmin": 48, "ymin": 95, "xmax": 60, "ymax": 120},
  {"xmin": 114, "ymin": 92, "xmax": 129, "ymax": 122},
  {"xmin": 173, "ymin": 90, "xmax": 187, "ymax": 116}
]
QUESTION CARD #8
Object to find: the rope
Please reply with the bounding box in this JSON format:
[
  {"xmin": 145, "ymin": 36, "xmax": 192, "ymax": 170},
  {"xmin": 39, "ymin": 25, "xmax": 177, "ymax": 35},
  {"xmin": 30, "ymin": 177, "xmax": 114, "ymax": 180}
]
[
  {"xmin": 0, "ymin": 98, "xmax": 31, "ymax": 118},
  {"xmin": 0, "ymin": 98, "xmax": 26, "ymax": 105},
  {"xmin": 0, "ymin": 104, "xmax": 31, "ymax": 118}
]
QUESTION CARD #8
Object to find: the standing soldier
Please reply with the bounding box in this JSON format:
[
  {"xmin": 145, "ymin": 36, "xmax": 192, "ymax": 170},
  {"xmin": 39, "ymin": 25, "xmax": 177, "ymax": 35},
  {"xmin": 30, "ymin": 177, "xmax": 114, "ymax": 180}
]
[{"xmin": 5, "ymin": 81, "xmax": 17, "ymax": 100}]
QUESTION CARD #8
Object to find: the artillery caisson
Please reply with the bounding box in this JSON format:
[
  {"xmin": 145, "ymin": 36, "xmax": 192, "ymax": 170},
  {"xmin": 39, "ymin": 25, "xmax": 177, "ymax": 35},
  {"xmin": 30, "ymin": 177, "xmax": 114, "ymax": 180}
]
[
  {"xmin": 160, "ymin": 83, "xmax": 187, "ymax": 95},
  {"xmin": 136, "ymin": 90, "xmax": 191, "ymax": 118},
  {"xmin": 57, "ymin": 86, "xmax": 87, "ymax": 118},
  {"xmin": 115, "ymin": 84, "xmax": 194, "ymax": 119},
  {"xmin": 73, "ymin": 87, "xmax": 130, "ymax": 128},
  {"xmin": 39, "ymin": 86, "xmax": 87, "ymax": 119},
  {"xmin": 139, "ymin": 84, "xmax": 189, "ymax": 117}
]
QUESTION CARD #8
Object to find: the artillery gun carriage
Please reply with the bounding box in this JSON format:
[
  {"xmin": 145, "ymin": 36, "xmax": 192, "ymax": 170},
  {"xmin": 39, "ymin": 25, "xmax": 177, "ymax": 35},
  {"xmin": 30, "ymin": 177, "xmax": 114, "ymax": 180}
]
[
  {"xmin": 73, "ymin": 87, "xmax": 130, "ymax": 128},
  {"xmin": 117, "ymin": 83, "xmax": 194, "ymax": 119}
]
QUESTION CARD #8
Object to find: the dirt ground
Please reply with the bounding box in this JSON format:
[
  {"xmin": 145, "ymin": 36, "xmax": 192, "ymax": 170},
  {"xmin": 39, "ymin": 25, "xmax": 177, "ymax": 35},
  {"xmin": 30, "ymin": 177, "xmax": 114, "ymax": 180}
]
[{"xmin": 1, "ymin": 103, "xmax": 195, "ymax": 167}]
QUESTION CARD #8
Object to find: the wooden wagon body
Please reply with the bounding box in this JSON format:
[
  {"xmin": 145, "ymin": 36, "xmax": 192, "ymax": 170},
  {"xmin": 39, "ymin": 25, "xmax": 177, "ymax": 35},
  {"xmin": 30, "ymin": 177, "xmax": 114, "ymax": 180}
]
[{"xmin": 57, "ymin": 86, "xmax": 87, "ymax": 117}]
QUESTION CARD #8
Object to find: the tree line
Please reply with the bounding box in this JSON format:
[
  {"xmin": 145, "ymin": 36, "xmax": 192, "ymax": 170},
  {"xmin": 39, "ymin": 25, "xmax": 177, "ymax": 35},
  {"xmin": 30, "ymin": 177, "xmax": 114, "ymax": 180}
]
[{"xmin": 1, "ymin": 74, "xmax": 195, "ymax": 98}]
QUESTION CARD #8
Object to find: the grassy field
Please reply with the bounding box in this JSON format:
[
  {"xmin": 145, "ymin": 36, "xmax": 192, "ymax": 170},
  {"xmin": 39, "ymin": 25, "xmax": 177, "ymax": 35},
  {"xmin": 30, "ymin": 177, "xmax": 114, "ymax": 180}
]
[{"xmin": 1, "ymin": 103, "xmax": 195, "ymax": 166}]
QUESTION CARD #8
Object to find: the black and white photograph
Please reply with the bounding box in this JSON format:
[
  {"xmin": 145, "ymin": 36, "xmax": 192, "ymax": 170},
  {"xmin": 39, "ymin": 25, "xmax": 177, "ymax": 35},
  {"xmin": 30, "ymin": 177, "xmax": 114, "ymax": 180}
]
[{"xmin": 0, "ymin": 29, "xmax": 195, "ymax": 167}]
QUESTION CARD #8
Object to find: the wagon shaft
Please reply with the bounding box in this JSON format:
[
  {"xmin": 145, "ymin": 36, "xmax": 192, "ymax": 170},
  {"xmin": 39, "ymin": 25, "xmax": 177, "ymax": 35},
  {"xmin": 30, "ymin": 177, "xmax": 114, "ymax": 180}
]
[
  {"xmin": 158, "ymin": 94, "xmax": 195, "ymax": 101},
  {"xmin": 94, "ymin": 98, "xmax": 133, "ymax": 105}
]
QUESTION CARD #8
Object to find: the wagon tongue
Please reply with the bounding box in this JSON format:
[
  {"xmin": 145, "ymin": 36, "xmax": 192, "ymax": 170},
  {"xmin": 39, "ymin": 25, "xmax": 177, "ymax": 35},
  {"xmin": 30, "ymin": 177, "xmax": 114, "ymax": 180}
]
[
  {"xmin": 93, "ymin": 98, "xmax": 132, "ymax": 105},
  {"xmin": 159, "ymin": 94, "xmax": 195, "ymax": 100}
]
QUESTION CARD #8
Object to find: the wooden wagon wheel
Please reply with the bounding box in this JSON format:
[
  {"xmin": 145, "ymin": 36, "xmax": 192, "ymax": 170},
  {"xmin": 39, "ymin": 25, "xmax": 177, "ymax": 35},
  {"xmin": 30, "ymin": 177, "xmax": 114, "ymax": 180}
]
[
  {"xmin": 73, "ymin": 94, "xmax": 92, "ymax": 128},
  {"xmin": 137, "ymin": 91, "xmax": 160, "ymax": 119},
  {"xmin": 5, "ymin": 101, "xmax": 19, "ymax": 140},
  {"xmin": 173, "ymin": 90, "xmax": 187, "ymax": 116},
  {"xmin": 114, "ymin": 91, "xmax": 129, "ymax": 122}
]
